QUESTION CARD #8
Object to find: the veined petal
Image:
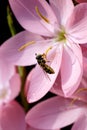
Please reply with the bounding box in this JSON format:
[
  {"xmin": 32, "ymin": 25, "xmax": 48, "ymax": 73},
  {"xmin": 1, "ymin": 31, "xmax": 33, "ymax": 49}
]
[
  {"xmin": 49, "ymin": 0, "xmax": 74, "ymax": 26},
  {"xmin": 2, "ymin": 31, "xmax": 51, "ymax": 66},
  {"xmin": 67, "ymin": 3, "xmax": 87, "ymax": 43},
  {"xmin": 9, "ymin": 0, "xmax": 57, "ymax": 36},
  {"xmin": 0, "ymin": 101, "xmax": 26, "ymax": 130},
  {"xmin": 71, "ymin": 115, "xmax": 87, "ymax": 130},
  {"xmin": 26, "ymin": 96, "xmax": 85, "ymax": 130},
  {"xmin": 61, "ymin": 43, "xmax": 83, "ymax": 97},
  {"xmin": 25, "ymin": 46, "xmax": 63, "ymax": 103}
]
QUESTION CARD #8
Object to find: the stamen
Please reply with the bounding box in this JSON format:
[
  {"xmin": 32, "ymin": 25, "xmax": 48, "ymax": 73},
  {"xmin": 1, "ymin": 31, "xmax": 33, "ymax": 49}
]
[
  {"xmin": 18, "ymin": 41, "xmax": 35, "ymax": 51},
  {"xmin": 35, "ymin": 6, "xmax": 50, "ymax": 23},
  {"xmin": 75, "ymin": 87, "xmax": 87, "ymax": 95},
  {"xmin": 45, "ymin": 46, "xmax": 52, "ymax": 56},
  {"xmin": 43, "ymin": 46, "xmax": 52, "ymax": 61},
  {"xmin": 69, "ymin": 97, "xmax": 78, "ymax": 107},
  {"xmin": 69, "ymin": 88, "xmax": 87, "ymax": 106}
]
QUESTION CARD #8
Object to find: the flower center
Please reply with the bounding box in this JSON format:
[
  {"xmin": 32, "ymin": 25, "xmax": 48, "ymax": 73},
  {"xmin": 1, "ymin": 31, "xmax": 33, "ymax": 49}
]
[{"xmin": 55, "ymin": 27, "xmax": 67, "ymax": 43}]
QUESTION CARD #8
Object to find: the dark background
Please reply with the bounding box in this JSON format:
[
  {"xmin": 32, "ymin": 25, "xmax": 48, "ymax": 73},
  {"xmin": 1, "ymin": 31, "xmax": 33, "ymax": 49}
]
[
  {"xmin": 0, "ymin": 0, "xmax": 11, "ymax": 44},
  {"xmin": 0, "ymin": 0, "xmax": 73, "ymax": 129},
  {"xmin": 0, "ymin": 0, "xmax": 23, "ymax": 45}
]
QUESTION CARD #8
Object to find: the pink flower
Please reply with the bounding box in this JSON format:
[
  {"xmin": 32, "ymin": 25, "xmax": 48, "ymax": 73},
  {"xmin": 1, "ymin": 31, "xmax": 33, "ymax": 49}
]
[
  {"xmin": 0, "ymin": 41, "xmax": 26, "ymax": 130},
  {"xmin": 8, "ymin": 0, "xmax": 87, "ymax": 102},
  {"xmin": 26, "ymin": 96, "xmax": 87, "ymax": 130}
]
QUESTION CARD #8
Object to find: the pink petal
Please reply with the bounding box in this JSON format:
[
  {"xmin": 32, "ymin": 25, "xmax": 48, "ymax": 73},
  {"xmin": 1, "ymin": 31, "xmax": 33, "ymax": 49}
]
[
  {"xmin": 26, "ymin": 96, "xmax": 85, "ymax": 129},
  {"xmin": 76, "ymin": 0, "xmax": 87, "ymax": 3},
  {"xmin": 0, "ymin": 59, "xmax": 15, "ymax": 86},
  {"xmin": 71, "ymin": 57, "xmax": 87, "ymax": 103},
  {"xmin": 9, "ymin": 0, "xmax": 57, "ymax": 36},
  {"xmin": 27, "ymin": 125, "xmax": 60, "ymax": 130},
  {"xmin": 9, "ymin": 73, "xmax": 21, "ymax": 101},
  {"xmin": 50, "ymin": 72, "xmax": 63, "ymax": 96},
  {"xmin": 2, "ymin": 31, "xmax": 51, "ymax": 66},
  {"xmin": 61, "ymin": 43, "xmax": 83, "ymax": 97},
  {"xmin": 49, "ymin": 0, "xmax": 74, "ymax": 26},
  {"xmin": 0, "ymin": 71, "xmax": 21, "ymax": 104},
  {"xmin": 0, "ymin": 101, "xmax": 26, "ymax": 130},
  {"xmin": 25, "ymin": 46, "xmax": 63, "ymax": 103},
  {"xmin": 81, "ymin": 44, "xmax": 87, "ymax": 58},
  {"xmin": 67, "ymin": 3, "xmax": 87, "ymax": 43},
  {"xmin": 71, "ymin": 115, "xmax": 87, "ymax": 130},
  {"xmin": 51, "ymin": 56, "xmax": 87, "ymax": 102}
]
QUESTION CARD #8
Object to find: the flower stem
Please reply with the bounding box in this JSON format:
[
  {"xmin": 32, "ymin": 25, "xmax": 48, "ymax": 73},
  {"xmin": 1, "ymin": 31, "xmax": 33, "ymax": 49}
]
[{"xmin": 7, "ymin": 5, "xmax": 16, "ymax": 36}]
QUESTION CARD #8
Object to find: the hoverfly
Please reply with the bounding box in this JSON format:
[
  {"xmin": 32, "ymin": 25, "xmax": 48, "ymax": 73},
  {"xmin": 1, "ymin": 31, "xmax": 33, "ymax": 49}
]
[{"xmin": 35, "ymin": 53, "xmax": 55, "ymax": 74}]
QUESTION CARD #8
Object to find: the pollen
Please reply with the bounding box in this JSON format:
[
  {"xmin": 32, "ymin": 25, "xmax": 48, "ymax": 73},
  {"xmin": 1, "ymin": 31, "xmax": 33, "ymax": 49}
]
[
  {"xmin": 18, "ymin": 41, "xmax": 35, "ymax": 51},
  {"xmin": 35, "ymin": 6, "xmax": 50, "ymax": 23}
]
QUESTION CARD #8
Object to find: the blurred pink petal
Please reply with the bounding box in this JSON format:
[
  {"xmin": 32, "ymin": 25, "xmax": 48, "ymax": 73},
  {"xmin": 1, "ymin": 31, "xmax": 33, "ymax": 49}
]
[
  {"xmin": 76, "ymin": 0, "xmax": 87, "ymax": 3},
  {"xmin": 26, "ymin": 96, "xmax": 85, "ymax": 129},
  {"xmin": 0, "ymin": 101, "xmax": 26, "ymax": 130},
  {"xmin": 0, "ymin": 71, "xmax": 21, "ymax": 105},
  {"xmin": 0, "ymin": 41, "xmax": 21, "ymax": 105},
  {"xmin": 26, "ymin": 125, "xmax": 59, "ymax": 130},
  {"xmin": 0, "ymin": 50, "xmax": 15, "ymax": 85},
  {"xmin": 71, "ymin": 115, "xmax": 87, "ymax": 130},
  {"xmin": 9, "ymin": 73, "xmax": 21, "ymax": 101}
]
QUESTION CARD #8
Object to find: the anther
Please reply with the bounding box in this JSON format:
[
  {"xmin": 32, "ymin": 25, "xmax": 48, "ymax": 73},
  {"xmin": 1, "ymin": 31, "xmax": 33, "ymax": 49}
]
[
  {"xmin": 18, "ymin": 41, "xmax": 35, "ymax": 51},
  {"xmin": 69, "ymin": 87, "xmax": 87, "ymax": 106},
  {"xmin": 35, "ymin": 6, "xmax": 50, "ymax": 23}
]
